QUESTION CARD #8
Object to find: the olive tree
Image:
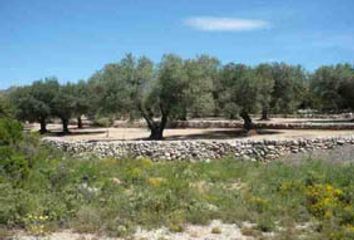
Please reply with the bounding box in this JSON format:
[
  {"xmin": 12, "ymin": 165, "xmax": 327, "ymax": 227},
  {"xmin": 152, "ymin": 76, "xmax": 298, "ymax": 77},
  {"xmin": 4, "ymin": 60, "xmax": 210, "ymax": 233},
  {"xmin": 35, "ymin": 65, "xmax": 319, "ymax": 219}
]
[
  {"xmin": 338, "ymin": 65, "xmax": 354, "ymax": 113},
  {"xmin": 52, "ymin": 83, "xmax": 77, "ymax": 133},
  {"xmin": 87, "ymin": 57, "xmax": 134, "ymax": 120},
  {"xmin": 10, "ymin": 78, "xmax": 59, "ymax": 134},
  {"xmin": 310, "ymin": 64, "xmax": 353, "ymax": 113},
  {"xmin": 183, "ymin": 55, "xmax": 219, "ymax": 118},
  {"xmin": 92, "ymin": 53, "xmax": 190, "ymax": 140},
  {"xmin": 219, "ymin": 64, "xmax": 268, "ymax": 131},
  {"xmin": 270, "ymin": 63, "xmax": 306, "ymax": 114},
  {"xmin": 255, "ymin": 63, "xmax": 275, "ymax": 120},
  {"xmin": 72, "ymin": 80, "xmax": 90, "ymax": 128},
  {"xmin": 0, "ymin": 93, "xmax": 13, "ymax": 118},
  {"xmin": 138, "ymin": 54, "xmax": 187, "ymax": 139}
]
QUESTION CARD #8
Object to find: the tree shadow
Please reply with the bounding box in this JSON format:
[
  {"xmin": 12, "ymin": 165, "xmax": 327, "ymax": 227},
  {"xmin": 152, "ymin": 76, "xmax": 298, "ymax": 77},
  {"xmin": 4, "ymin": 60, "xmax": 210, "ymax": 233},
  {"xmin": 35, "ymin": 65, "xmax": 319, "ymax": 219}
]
[
  {"xmin": 135, "ymin": 129, "xmax": 281, "ymax": 141},
  {"xmin": 43, "ymin": 129, "xmax": 107, "ymax": 137},
  {"xmin": 287, "ymin": 119, "xmax": 354, "ymax": 124}
]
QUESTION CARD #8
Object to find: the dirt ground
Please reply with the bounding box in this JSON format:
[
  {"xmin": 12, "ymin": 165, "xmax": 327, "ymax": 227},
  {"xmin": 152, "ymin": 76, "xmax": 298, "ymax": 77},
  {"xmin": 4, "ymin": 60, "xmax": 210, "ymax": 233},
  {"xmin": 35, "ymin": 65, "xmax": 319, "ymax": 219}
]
[
  {"xmin": 14, "ymin": 220, "xmax": 258, "ymax": 240},
  {"xmin": 29, "ymin": 121, "xmax": 354, "ymax": 142}
]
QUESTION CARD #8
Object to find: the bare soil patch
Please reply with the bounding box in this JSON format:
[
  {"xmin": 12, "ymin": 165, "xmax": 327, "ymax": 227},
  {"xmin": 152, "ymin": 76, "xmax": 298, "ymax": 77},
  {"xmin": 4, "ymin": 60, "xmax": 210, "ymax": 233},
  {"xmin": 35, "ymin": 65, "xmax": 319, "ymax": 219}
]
[
  {"xmin": 29, "ymin": 123, "xmax": 354, "ymax": 142},
  {"xmin": 13, "ymin": 220, "xmax": 256, "ymax": 240}
]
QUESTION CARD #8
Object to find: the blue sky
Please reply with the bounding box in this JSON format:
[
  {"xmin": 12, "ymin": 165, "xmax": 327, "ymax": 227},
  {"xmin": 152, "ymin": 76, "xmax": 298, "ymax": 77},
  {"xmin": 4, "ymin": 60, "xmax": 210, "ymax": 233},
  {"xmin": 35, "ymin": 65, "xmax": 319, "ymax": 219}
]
[{"xmin": 0, "ymin": 0, "xmax": 353, "ymax": 89}]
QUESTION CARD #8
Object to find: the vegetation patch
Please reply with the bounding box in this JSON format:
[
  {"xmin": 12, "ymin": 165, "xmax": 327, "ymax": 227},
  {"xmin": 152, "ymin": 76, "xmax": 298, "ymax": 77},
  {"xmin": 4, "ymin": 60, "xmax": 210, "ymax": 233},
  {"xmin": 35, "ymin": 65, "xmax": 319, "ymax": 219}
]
[{"xmin": 1, "ymin": 119, "xmax": 354, "ymax": 239}]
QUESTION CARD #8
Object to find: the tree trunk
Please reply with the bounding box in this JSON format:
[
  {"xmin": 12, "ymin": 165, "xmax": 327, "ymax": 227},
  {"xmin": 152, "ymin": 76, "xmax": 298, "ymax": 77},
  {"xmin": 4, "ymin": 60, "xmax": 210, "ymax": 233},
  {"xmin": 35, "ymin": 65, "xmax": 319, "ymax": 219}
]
[
  {"xmin": 62, "ymin": 118, "xmax": 70, "ymax": 134},
  {"xmin": 140, "ymin": 104, "xmax": 168, "ymax": 140},
  {"xmin": 149, "ymin": 126, "xmax": 164, "ymax": 140},
  {"xmin": 148, "ymin": 108, "xmax": 168, "ymax": 140},
  {"xmin": 240, "ymin": 111, "xmax": 254, "ymax": 132},
  {"xmin": 39, "ymin": 118, "xmax": 48, "ymax": 134},
  {"xmin": 77, "ymin": 116, "xmax": 83, "ymax": 129},
  {"xmin": 260, "ymin": 108, "xmax": 270, "ymax": 121}
]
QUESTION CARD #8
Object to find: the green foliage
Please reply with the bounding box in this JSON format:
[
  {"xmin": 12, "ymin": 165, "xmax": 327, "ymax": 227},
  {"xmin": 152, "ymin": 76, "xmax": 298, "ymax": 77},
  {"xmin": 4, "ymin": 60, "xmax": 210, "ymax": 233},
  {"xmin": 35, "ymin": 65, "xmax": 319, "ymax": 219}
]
[
  {"xmin": 0, "ymin": 118, "xmax": 32, "ymax": 186},
  {"xmin": 9, "ymin": 77, "xmax": 92, "ymax": 133},
  {"xmin": 218, "ymin": 63, "xmax": 271, "ymax": 123},
  {"xmin": 6, "ymin": 54, "xmax": 353, "ymax": 136},
  {"xmin": 183, "ymin": 55, "xmax": 219, "ymax": 118},
  {"xmin": 52, "ymin": 83, "xmax": 81, "ymax": 133},
  {"xmin": 10, "ymin": 78, "xmax": 59, "ymax": 122},
  {"xmin": 310, "ymin": 64, "xmax": 354, "ymax": 112},
  {"xmin": 0, "ymin": 148, "xmax": 29, "ymax": 185},
  {"xmin": 222, "ymin": 102, "xmax": 240, "ymax": 119},
  {"xmin": 0, "ymin": 94, "xmax": 14, "ymax": 118},
  {"xmin": 87, "ymin": 53, "xmax": 150, "ymax": 118},
  {"xmin": 52, "ymin": 83, "xmax": 77, "ymax": 121},
  {"xmin": 338, "ymin": 65, "xmax": 354, "ymax": 111},
  {"xmin": 255, "ymin": 63, "xmax": 275, "ymax": 118},
  {"xmin": 10, "ymin": 77, "xmax": 60, "ymax": 133},
  {"xmin": 219, "ymin": 64, "xmax": 254, "ymax": 114},
  {"xmin": 270, "ymin": 63, "xmax": 307, "ymax": 114},
  {"xmin": 72, "ymin": 80, "xmax": 91, "ymax": 118},
  {"xmin": 0, "ymin": 118, "xmax": 23, "ymax": 145}
]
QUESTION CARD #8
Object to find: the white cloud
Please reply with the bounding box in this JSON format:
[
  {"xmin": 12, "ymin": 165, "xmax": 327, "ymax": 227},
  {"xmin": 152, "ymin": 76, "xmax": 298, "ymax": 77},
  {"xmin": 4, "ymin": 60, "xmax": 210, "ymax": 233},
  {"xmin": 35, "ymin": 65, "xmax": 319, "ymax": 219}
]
[{"xmin": 184, "ymin": 17, "xmax": 270, "ymax": 32}]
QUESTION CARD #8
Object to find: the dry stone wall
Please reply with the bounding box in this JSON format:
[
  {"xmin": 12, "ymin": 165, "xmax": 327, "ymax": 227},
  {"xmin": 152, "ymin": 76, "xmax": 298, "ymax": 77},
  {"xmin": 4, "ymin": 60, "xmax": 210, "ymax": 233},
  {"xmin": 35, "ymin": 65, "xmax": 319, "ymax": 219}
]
[{"xmin": 44, "ymin": 135, "xmax": 354, "ymax": 162}]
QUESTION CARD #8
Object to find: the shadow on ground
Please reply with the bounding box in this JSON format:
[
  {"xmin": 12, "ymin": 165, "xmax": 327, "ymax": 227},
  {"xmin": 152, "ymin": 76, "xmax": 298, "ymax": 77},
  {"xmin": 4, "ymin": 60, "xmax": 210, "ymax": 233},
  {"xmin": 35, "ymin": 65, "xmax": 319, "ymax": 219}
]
[
  {"xmin": 40, "ymin": 128, "xmax": 107, "ymax": 137},
  {"xmin": 136, "ymin": 129, "xmax": 282, "ymax": 141},
  {"xmin": 288, "ymin": 119, "xmax": 354, "ymax": 124}
]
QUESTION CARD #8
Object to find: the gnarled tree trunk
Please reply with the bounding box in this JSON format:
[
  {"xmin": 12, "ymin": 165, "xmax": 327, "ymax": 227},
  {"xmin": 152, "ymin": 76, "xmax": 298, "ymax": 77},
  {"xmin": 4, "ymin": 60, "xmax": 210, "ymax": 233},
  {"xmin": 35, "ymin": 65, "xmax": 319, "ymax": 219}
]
[
  {"xmin": 77, "ymin": 116, "xmax": 83, "ymax": 129},
  {"xmin": 140, "ymin": 104, "xmax": 168, "ymax": 140},
  {"xmin": 61, "ymin": 118, "xmax": 70, "ymax": 134},
  {"xmin": 260, "ymin": 107, "xmax": 270, "ymax": 121},
  {"xmin": 240, "ymin": 111, "xmax": 254, "ymax": 132},
  {"xmin": 149, "ymin": 125, "xmax": 164, "ymax": 140},
  {"xmin": 39, "ymin": 118, "xmax": 48, "ymax": 134}
]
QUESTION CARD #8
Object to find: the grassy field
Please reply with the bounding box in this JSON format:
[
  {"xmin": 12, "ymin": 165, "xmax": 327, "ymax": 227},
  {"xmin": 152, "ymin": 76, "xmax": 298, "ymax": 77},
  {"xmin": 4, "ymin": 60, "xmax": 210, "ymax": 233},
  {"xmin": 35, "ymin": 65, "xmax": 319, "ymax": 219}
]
[{"xmin": 1, "ymin": 120, "xmax": 354, "ymax": 239}]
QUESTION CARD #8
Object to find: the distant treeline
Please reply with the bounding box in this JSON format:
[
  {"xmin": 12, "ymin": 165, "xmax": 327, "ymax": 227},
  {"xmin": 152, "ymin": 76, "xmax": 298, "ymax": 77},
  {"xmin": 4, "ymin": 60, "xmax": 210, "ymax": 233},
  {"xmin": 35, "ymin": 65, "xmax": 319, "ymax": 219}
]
[{"xmin": 2, "ymin": 54, "xmax": 354, "ymax": 139}]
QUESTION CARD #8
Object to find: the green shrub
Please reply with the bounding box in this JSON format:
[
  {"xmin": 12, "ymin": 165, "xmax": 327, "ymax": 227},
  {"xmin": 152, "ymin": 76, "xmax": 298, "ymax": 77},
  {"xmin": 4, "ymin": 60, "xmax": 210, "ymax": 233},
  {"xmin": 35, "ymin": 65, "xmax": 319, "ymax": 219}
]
[
  {"xmin": 0, "ymin": 118, "xmax": 23, "ymax": 146},
  {"xmin": 0, "ymin": 119, "xmax": 30, "ymax": 185},
  {"xmin": 0, "ymin": 148, "xmax": 29, "ymax": 184}
]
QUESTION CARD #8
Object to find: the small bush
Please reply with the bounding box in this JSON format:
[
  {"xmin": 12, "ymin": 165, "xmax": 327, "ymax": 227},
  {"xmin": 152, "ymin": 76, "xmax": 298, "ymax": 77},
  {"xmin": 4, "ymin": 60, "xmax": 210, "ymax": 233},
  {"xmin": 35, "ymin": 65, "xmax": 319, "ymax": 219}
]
[
  {"xmin": 0, "ymin": 119, "xmax": 29, "ymax": 184},
  {"xmin": 0, "ymin": 118, "xmax": 23, "ymax": 146},
  {"xmin": 0, "ymin": 149, "xmax": 29, "ymax": 184},
  {"xmin": 305, "ymin": 183, "xmax": 343, "ymax": 219},
  {"xmin": 256, "ymin": 217, "xmax": 275, "ymax": 232}
]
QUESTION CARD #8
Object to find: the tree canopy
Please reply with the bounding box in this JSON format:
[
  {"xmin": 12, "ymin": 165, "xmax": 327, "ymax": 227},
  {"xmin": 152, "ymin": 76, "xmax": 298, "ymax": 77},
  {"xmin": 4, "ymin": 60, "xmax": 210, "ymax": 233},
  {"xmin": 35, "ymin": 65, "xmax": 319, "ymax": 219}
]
[{"xmin": 10, "ymin": 78, "xmax": 59, "ymax": 133}]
